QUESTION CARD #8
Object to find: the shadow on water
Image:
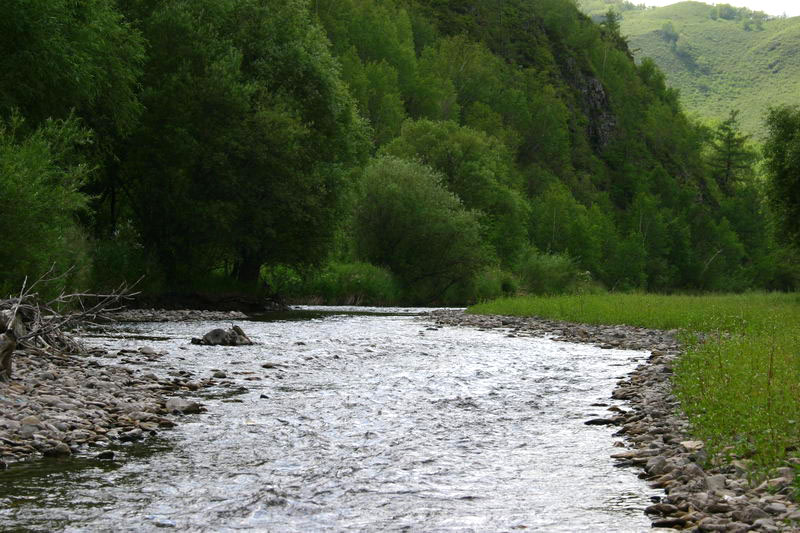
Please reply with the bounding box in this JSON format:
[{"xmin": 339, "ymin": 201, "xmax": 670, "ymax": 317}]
[{"xmin": 0, "ymin": 439, "xmax": 173, "ymax": 531}]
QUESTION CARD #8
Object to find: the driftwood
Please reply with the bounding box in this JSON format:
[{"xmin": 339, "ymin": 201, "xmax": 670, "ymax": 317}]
[{"xmin": 0, "ymin": 267, "xmax": 140, "ymax": 380}]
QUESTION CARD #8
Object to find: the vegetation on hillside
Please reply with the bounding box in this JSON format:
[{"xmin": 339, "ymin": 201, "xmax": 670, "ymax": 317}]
[
  {"xmin": 0, "ymin": 0, "xmax": 797, "ymax": 305},
  {"xmin": 578, "ymin": 0, "xmax": 800, "ymax": 137}
]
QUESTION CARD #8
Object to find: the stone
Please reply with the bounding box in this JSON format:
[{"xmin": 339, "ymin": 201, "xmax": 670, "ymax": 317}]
[
  {"xmin": 706, "ymin": 474, "xmax": 727, "ymax": 492},
  {"xmin": 584, "ymin": 418, "xmax": 619, "ymax": 426},
  {"xmin": 165, "ymin": 398, "xmax": 202, "ymax": 414},
  {"xmin": 680, "ymin": 440, "xmax": 705, "ymax": 452},
  {"xmin": 646, "ymin": 455, "xmax": 669, "ymax": 475},
  {"xmin": 120, "ymin": 428, "xmax": 143, "ymax": 442},
  {"xmin": 644, "ymin": 503, "xmax": 679, "ymax": 515},
  {"xmin": 42, "ymin": 442, "xmax": 71, "ymax": 457},
  {"xmin": 752, "ymin": 518, "xmax": 779, "ymax": 532},
  {"xmin": 651, "ymin": 517, "xmax": 686, "ymax": 528},
  {"xmin": 20, "ymin": 415, "xmax": 41, "ymax": 427},
  {"xmin": 763, "ymin": 502, "xmax": 786, "ymax": 515},
  {"xmin": 96, "ymin": 450, "xmax": 115, "ymax": 460},
  {"xmin": 733, "ymin": 506, "xmax": 769, "ymax": 524},
  {"xmin": 194, "ymin": 325, "xmax": 254, "ymax": 346}
]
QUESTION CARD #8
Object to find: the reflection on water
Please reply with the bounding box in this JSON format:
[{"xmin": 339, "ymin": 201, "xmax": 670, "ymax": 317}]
[{"xmin": 0, "ymin": 308, "xmax": 658, "ymax": 532}]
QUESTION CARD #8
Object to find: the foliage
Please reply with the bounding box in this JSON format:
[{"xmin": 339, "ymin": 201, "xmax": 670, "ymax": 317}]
[
  {"xmin": 706, "ymin": 110, "xmax": 757, "ymax": 194},
  {"xmin": 353, "ymin": 156, "xmax": 491, "ymax": 304},
  {"xmin": 119, "ymin": 0, "xmax": 369, "ymax": 284},
  {"xmin": 0, "ymin": 0, "xmax": 790, "ymax": 304},
  {"xmin": 0, "ymin": 113, "xmax": 92, "ymax": 297},
  {"xmin": 381, "ymin": 119, "xmax": 529, "ymax": 266},
  {"xmin": 764, "ymin": 105, "xmax": 800, "ymax": 248},
  {"xmin": 516, "ymin": 249, "xmax": 589, "ymax": 295},
  {"xmin": 302, "ymin": 262, "xmax": 402, "ymax": 305}
]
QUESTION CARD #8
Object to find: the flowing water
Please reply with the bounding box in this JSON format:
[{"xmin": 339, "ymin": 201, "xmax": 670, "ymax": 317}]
[{"xmin": 0, "ymin": 308, "xmax": 661, "ymax": 532}]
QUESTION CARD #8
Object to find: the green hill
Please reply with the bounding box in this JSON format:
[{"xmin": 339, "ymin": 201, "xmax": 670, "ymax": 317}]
[{"xmin": 579, "ymin": 0, "xmax": 800, "ymax": 137}]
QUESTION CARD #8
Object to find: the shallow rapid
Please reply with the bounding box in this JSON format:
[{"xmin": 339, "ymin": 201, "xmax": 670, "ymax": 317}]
[{"xmin": 0, "ymin": 308, "xmax": 660, "ymax": 532}]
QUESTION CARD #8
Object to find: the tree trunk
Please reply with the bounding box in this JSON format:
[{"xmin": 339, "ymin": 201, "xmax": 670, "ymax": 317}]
[
  {"xmin": 233, "ymin": 253, "xmax": 262, "ymax": 285},
  {"xmin": 0, "ymin": 332, "xmax": 16, "ymax": 381}
]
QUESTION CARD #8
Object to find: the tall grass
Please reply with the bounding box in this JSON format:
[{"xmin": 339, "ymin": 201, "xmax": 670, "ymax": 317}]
[{"xmin": 471, "ymin": 293, "xmax": 800, "ymax": 476}]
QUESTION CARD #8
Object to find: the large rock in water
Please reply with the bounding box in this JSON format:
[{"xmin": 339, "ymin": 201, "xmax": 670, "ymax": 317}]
[{"xmin": 191, "ymin": 325, "xmax": 253, "ymax": 346}]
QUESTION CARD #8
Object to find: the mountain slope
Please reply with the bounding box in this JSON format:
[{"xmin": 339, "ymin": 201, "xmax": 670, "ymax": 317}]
[{"xmin": 580, "ymin": 0, "xmax": 800, "ymax": 136}]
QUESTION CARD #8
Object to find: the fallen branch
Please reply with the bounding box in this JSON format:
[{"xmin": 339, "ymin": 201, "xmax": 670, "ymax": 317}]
[{"xmin": 0, "ymin": 270, "xmax": 141, "ymax": 380}]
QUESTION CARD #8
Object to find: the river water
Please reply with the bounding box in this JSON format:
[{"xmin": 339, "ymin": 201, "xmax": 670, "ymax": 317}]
[{"xmin": 0, "ymin": 308, "xmax": 661, "ymax": 532}]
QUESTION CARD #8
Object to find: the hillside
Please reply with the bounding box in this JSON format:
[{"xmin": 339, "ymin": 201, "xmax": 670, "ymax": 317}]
[
  {"xmin": 1, "ymin": 0, "xmax": 792, "ymax": 305},
  {"xmin": 579, "ymin": 0, "xmax": 800, "ymax": 137}
]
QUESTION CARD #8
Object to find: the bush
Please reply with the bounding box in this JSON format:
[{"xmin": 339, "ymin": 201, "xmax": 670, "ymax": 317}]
[
  {"xmin": 305, "ymin": 262, "xmax": 401, "ymax": 305},
  {"xmin": 446, "ymin": 267, "xmax": 519, "ymax": 304},
  {"xmin": 91, "ymin": 221, "xmax": 164, "ymax": 292},
  {"xmin": 517, "ymin": 249, "xmax": 589, "ymax": 295},
  {"xmin": 353, "ymin": 156, "xmax": 491, "ymax": 304}
]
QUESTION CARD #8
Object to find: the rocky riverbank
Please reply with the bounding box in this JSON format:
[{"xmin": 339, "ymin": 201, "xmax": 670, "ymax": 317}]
[
  {"xmin": 430, "ymin": 310, "xmax": 800, "ymax": 532},
  {"xmin": 109, "ymin": 308, "xmax": 249, "ymax": 322},
  {"xmin": 0, "ymin": 343, "xmax": 222, "ymax": 468}
]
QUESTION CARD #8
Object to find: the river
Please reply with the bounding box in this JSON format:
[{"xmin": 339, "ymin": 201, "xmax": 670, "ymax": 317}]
[{"xmin": 0, "ymin": 307, "xmax": 661, "ymax": 532}]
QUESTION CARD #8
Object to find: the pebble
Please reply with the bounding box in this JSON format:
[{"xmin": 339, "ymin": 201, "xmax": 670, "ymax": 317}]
[{"xmin": 0, "ymin": 338, "xmax": 216, "ymax": 465}]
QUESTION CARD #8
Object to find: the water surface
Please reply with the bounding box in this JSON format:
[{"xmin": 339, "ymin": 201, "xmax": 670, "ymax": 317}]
[{"xmin": 0, "ymin": 308, "xmax": 659, "ymax": 532}]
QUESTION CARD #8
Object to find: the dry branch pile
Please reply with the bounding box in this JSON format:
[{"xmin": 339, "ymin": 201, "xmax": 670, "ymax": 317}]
[{"xmin": 0, "ymin": 269, "xmax": 139, "ymax": 380}]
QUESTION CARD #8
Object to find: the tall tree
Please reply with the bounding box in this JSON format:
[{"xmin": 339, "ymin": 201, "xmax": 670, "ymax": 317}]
[
  {"xmin": 764, "ymin": 105, "xmax": 800, "ymax": 247},
  {"xmin": 707, "ymin": 110, "xmax": 757, "ymax": 194},
  {"xmin": 121, "ymin": 0, "xmax": 368, "ymax": 284}
]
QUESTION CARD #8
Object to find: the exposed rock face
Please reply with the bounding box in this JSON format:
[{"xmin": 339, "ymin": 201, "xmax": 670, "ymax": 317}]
[
  {"xmin": 191, "ymin": 325, "xmax": 253, "ymax": 346},
  {"xmin": 580, "ymin": 76, "xmax": 617, "ymax": 149},
  {"xmin": 559, "ymin": 56, "xmax": 617, "ymax": 150}
]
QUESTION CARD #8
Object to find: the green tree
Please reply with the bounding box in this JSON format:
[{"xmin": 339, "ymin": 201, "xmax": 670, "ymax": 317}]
[
  {"xmin": 764, "ymin": 105, "xmax": 800, "ymax": 247},
  {"xmin": 121, "ymin": 0, "xmax": 368, "ymax": 284},
  {"xmin": 382, "ymin": 119, "xmax": 529, "ymax": 266},
  {"xmin": 707, "ymin": 110, "xmax": 757, "ymax": 194},
  {"xmin": 0, "ymin": 0, "xmax": 145, "ymax": 236},
  {"xmin": 353, "ymin": 156, "xmax": 490, "ymax": 303},
  {"xmin": 0, "ymin": 113, "xmax": 92, "ymax": 296}
]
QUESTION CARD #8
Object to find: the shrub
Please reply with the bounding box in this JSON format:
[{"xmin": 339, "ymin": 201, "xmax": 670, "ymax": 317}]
[
  {"xmin": 353, "ymin": 156, "xmax": 491, "ymax": 304},
  {"xmin": 517, "ymin": 249, "xmax": 589, "ymax": 295},
  {"xmin": 305, "ymin": 262, "xmax": 401, "ymax": 305}
]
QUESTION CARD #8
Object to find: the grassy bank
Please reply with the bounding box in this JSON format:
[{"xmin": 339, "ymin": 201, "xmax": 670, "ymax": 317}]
[{"xmin": 471, "ymin": 293, "xmax": 800, "ymax": 478}]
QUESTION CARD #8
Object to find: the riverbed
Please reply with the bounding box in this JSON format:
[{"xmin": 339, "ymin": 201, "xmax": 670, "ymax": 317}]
[{"xmin": 0, "ymin": 308, "xmax": 661, "ymax": 532}]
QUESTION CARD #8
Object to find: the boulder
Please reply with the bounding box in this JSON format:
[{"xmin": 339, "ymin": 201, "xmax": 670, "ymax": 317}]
[
  {"xmin": 165, "ymin": 398, "xmax": 202, "ymax": 414},
  {"xmin": 191, "ymin": 325, "xmax": 253, "ymax": 346}
]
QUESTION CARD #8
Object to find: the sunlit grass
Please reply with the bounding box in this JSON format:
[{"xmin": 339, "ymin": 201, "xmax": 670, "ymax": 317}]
[{"xmin": 470, "ymin": 293, "xmax": 800, "ymax": 476}]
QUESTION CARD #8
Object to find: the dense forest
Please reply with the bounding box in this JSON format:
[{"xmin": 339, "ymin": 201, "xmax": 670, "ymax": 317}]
[{"xmin": 2, "ymin": 0, "xmax": 799, "ymax": 305}]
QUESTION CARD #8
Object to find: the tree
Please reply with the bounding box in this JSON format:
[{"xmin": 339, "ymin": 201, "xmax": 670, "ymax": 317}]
[
  {"xmin": 661, "ymin": 21, "xmax": 679, "ymax": 45},
  {"xmin": 764, "ymin": 106, "xmax": 800, "ymax": 247},
  {"xmin": 707, "ymin": 110, "xmax": 757, "ymax": 194},
  {"xmin": 0, "ymin": 0, "xmax": 145, "ymax": 237},
  {"xmin": 353, "ymin": 156, "xmax": 490, "ymax": 303},
  {"xmin": 381, "ymin": 119, "xmax": 529, "ymax": 266},
  {"xmin": 0, "ymin": 113, "xmax": 92, "ymax": 296},
  {"xmin": 120, "ymin": 0, "xmax": 368, "ymax": 284}
]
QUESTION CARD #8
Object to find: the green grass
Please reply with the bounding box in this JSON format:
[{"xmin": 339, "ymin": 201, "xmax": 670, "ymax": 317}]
[
  {"xmin": 580, "ymin": 1, "xmax": 800, "ymax": 138},
  {"xmin": 471, "ymin": 292, "xmax": 800, "ymax": 478}
]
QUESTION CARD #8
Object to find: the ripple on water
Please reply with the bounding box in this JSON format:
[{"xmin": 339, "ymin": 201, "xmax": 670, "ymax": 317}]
[{"xmin": 0, "ymin": 309, "xmax": 658, "ymax": 532}]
